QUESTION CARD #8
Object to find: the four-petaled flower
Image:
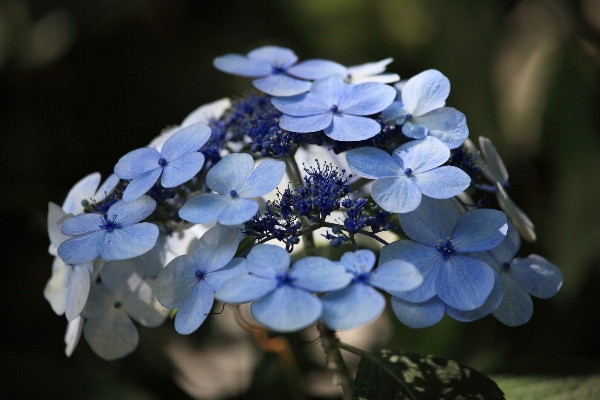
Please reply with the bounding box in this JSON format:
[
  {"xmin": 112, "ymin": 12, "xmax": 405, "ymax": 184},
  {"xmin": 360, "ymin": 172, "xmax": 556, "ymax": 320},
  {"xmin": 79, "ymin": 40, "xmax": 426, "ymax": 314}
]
[{"xmin": 287, "ymin": 57, "xmax": 400, "ymax": 84}]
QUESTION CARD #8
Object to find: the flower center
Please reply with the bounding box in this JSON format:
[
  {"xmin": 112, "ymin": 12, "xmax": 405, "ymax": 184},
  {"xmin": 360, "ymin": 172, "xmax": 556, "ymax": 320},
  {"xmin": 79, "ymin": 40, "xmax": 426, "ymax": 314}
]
[
  {"xmin": 436, "ymin": 237, "xmax": 457, "ymax": 259},
  {"xmin": 276, "ymin": 272, "xmax": 296, "ymax": 287},
  {"xmin": 113, "ymin": 301, "xmax": 122, "ymax": 309},
  {"xmin": 330, "ymin": 104, "xmax": 339, "ymax": 113},
  {"xmin": 158, "ymin": 157, "xmax": 167, "ymax": 166},
  {"xmin": 271, "ymin": 63, "xmax": 286, "ymax": 74},
  {"xmin": 352, "ymin": 272, "xmax": 370, "ymax": 285},
  {"xmin": 100, "ymin": 215, "xmax": 121, "ymax": 232},
  {"xmin": 230, "ymin": 190, "xmax": 238, "ymax": 197},
  {"xmin": 502, "ymin": 262, "xmax": 511, "ymax": 271},
  {"xmin": 404, "ymin": 168, "xmax": 413, "ymax": 176},
  {"xmin": 195, "ymin": 269, "xmax": 206, "ymax": 280},
  {"xmin": 404, "ymin": 113, "xmax": 413, "ymax": 121}
]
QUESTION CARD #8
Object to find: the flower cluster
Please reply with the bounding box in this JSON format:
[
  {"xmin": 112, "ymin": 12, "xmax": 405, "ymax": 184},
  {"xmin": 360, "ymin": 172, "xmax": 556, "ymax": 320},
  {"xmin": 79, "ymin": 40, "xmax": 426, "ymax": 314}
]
[{"xmin": 44, "ymin": 44, "xmax": 562, "ymax": 361}]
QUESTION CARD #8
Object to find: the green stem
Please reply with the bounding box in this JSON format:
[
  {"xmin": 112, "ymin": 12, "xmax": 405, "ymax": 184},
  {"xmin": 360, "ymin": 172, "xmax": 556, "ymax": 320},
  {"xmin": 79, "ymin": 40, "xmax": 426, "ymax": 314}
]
[
  {"xmin": 317, "ymin": 322, "xmax": 353, "ymax": 400},
  {"xmin": 320, "ymin": 221, "xmax": 390, "ymax": 246}
]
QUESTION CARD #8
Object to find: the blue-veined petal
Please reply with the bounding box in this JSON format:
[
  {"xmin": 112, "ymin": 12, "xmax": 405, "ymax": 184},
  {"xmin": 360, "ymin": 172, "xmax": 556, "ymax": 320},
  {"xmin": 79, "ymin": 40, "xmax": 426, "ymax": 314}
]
[
  {"xmin": 291, "ymin": 257, "xmax": 352, "ymax": 292},
  {"xmin": 247, "ymin": 46, "xmax": 298, "ymax": 68},
  {"xmin": 217, "ymin": 197, "xmax": 259, "ymax": 226},
  {"xmin": 369, "ymin": 259, "xmax": 423, "ymax": 294},
  {"xmin": 99, "ymin": 223, "xmax": 159, "ymax": 261},
  {"xmin": 372, "ymin": 176, "xmax": 421, "ymax": 213},
  {"xmin": 161, "ymin": 122, "xmax": 211, "ymax": 162},
  {"xmin": 279, "ymin": 113, "xmax": 333, "ymax": 133},
  {"xmin": 193, "ymin": 225, "xmax": 241, "ymax": 273},
  {"xmin": 236, "ymin": 159, "xmax": 286, "ymax": 198},
  {"xmin": 391, "ymin": 296, "xmax": 445, "ymax": 328},
  {"xmin": 179, "ymin": 193, "xmax": 232, "ymax": 224},
  {"xmin": 492, "ymin": 272, "xmax": 533, "ymax": 326},
  {"xmin": 435, "ymin": 255, "xmax": 495, "ymax": 310},
  {"xmin": 108, "ymin": 196, "xmax": 157, "ymax": 226},
  {"xmin": 251, "ymin": 285, "xmax": 322, "ymax": 332},
  {"xmin": 58, "ymin": 231, "xmax": 105, "ymax": 264},
  {"xmin": 61, "ymin": 213, "xmax": 102, "ymax": 236},
  {"xmin": 510, "ymin": 255, "xmax": 563, "ymax": 298},
  {"xmin": 402, "ymin": 121, "xmax": 429, "ymax": 139},
  {"xmin": 114, "ymin": 147, "xmax": 161, "ymax": 179},
  {"xmin": 339, "ymin": 82, "xmax": 396, "ymax": 115},
  {"xmin": 452, "ymin": 209, "xmax": 507, "ymax": 252},
  {"xmin": 399, "ymin": 196, "xmax": 459, "ymax": 246},
  {"xmin": 205, "ymin": 258, "xmax": 248, "ymax": 291},
  {"xmin": 253, "ymin": 74, "xmax": 312, "ymax": 96},
  {"xmin": 153, "ymin": 255, "xmax": 197, "ymax": 309},
  {"xmin": 401, "ymin": 69, "xmax": 449, "ymax": 116},
  {"xmin": 122, "ymin": 168, "xmax": 162, "ymax": 202},
  {"xmin": 174, "ymin": 280, "xmax": 214, "ymax": 335},
  {"xmin": 413, "ymin": 107, "xmax": 468, "ymax": 149},
  {"xmin": 310, "ymin": 74, "xmax": 349, "ymax": 106},
  {"xmin": 215, "ymin": 275, "xmax": 278, "ymax": 304},
  {"xmin": 325, "ymin": 113, "xmax": 382, "ymax": 141},
  {"xmin": 161, "ymin": 151, "xmax": 205, "ymax": 188},
  {"xmin": 392, "ymin": 136, "xmax": 450, "ymax": 174},
  {"xmin": 206, "ymin": 153, "xmax": 254, "ymax": 194},
  {"xmin": 321, "ymin": 284, "xmax": 385, "ymax": 330},
  {"xmin": 213, "ymin": 54, "xmax": 271, "ymax": 77},
  {"xmin": 346, "ymin": 147, "xmax": 402, "ymax": 179},
  {"xmin": 271, "ymin": 93, "xmax": 327, "ymax": 116},
  {"xmin": 287, "ymin": 59, "xmax": 345, "ymax": 80},
  {"xmin": 246, "ymin": 244, "xmax": 290, "ymax": 277},
  {"xmin": 415, "ymin": 167, "xmax": 471, "ymax": 199},
  {"xmin": 446, "ymin": 270, "xmax": 503, "ymax": 322}
]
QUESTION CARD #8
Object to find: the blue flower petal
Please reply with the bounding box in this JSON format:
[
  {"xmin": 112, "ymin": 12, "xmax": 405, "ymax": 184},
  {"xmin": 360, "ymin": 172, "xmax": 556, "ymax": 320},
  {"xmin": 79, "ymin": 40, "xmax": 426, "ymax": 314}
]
[
  {"xmin": 392, "ymin": 136, "xmax": 450, "ymax": 174},
  {"xmin": 253, "ymin": 74, "xmax": 311, "ymax": 96},
  {"xmin": 325, "ymin": 114, "xmax": 383, "ymax": 141},
  {"xmin": 479, "ymin": 136, "xmax": 509, "ymax": 184},
  {"xmin": 346, "ymin": 147, "xmax": 402, "ymax": 179},
  {"xmin": 247, "ymin": 244, "xmax": 290, "ymax": 277},
  {"xmin": 339, "ymin": 82, "xmax": 396, "ymax": 115},
  {"xmin": 452, "ymin": 209, "xmax": 508, "ymax": 252},
  {"xmin": 510, "ymin": 255, "xmax": 563, "ymax": 298},
  {"xmin": 415, "ymin": 167, "xmax": 471, "ymax": 199},
  {"xmin": 206, "ymin": 153, "xmax": 254, "ymax": 194},
  {"xmin": 108, "ymin": 196, "xmax": 157, "ymax": 226},
  {"xmin": 114, "ymin": 147, "xmax": 161, "ymax": 180},
  {"xmin": 161, "ymin": 151, "xmax": 205, "ymax": 188},
  {"xmin": 495, "ymin": 184, "xmax": 536, "ymax": 242},
  {"xmin": 271, "ymin": 93, "xmax": 327, "ymax": 116},
  {"xmin": 379, "ymin": 240, "xmax": 441, "ymax": 302},
  {"xmin": 205, "ymin": 258, "xmax": 248, "ymax": 291},
  {"xmin": 122, "ymin": 168, "xmax": 162, "ymax": 202},
  {"xmin": 435, "ymin": 255, "xmax": 495, "ymax": 310},
  {"xmin": 310, "ymin": 74, "xmax": 349, "ymax": 106},
  {"xmin": 287, "ymin": 59, "xmax": 345, "ymax": 80},
  {"xmin": 369, "ymin": 259, "xmax": 423, "ymax": 294},
  {"xmin": 95, "ymin": 174, "xmax": 120, "ymax": 203},
  {"xmin": 179, "ymin": 193, "xmax": 232, "ymax": 224},
  {"xmin": 174, "ymin": 280, "xmax": 214, "ymax": 335},
  {"xmin": 401, "ymin": 69, "xmax": 449, "ymax": 116},
  {"xmin": 446, "ymin": 270, "xmax": 503, "ymax": 322},
  {"xmin": 399, "ymin": 196, "xmax": 458, "ymax": 246},
  {"xmin": 414, "ymin": 107, "xmax": 468, "ymax": 149},
  {"xmin": 99, "ymin": 223, "xmax": 159, "ymax": 261},
  {"xmin": 251, "ymin": 285, "xmax": 322, "ymax": 332},
  {"xmin": 217, "ymin": 197, "xmax": 259, "ymax": 226},
  {"xmin": 247, "ymin": 46, "xmax": 298, "ymax": 67},
  {"xmin": 492, "ymin": 272, "xmax": 533, "ymax": 326},
  {"xmin": 340, "ymin": 250, "xmax": 376, "ymax": 274},
  {"xmin": 382, "ymin": 102, "xmax": 406, "ymax": 122},
  {"xmin": 58, "ymin": 231, "xmax": 104, "ymax": 264},
  {"xmin": 291, "ymin": 257, "xmax": 352, "ymax": 292},
  {"xmin": 279, "ymin": 113, "xmax": 333, "ymax": 133},
  {"xmin": 487, "ymin": 222, "xmax": 521, "ymax": 263},
  {"xmin": 236, "ymin": 159, "xmax": 286, "ymax": 198},
  {"xmin": 213, "ymin": 54, "xmax": 271, "ymax": 77},
  {"xmin": 61, "ymin": 213, "xmax": 103, "ymax": 236},
  {"xmin": 391, "ymin": 296, "xmax": 445, "ymax": 328},
  {"xmin": 193, "ymin": 225, "xmax": 241, "ymax": 273},
  {"xmin": 372, "ymin": 176, "xmax": 422, "ymax": 213},
  {"xmin": 161, "ymin": 122, "xmax": 211, "ymax": 162},
  {"xmin": 321, "ymin": 284, "xmax": 385, "ymax": 330},
  {"xmin": 215, "ymin": 275, "xmax": 278, "ymax": 304},
  {"xmin": 153, "ymin": 255, "xmax": 197, "ymax": 309},
  {"xmin": 65, "ymin": 265, "xmax": 91, "ymax": 321},
  {"xmin": 402, "ymin": 121, "xmax": 429, "ymax": 139},
  {"xmin": 62, "ymin": 172, "xmax": 101, "ymax": 215}
]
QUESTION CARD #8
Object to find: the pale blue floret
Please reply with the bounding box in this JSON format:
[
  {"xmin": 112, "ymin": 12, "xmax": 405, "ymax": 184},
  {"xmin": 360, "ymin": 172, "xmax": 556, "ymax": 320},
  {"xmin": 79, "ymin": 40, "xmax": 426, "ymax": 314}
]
[
  {"xmin": 346, "ymin": 136, "xmax": 471, "ymax": 213},
  {"xmin": 271, "ymin": 74, "xmax": 397, "ymax": 141},
  {"xmin": 320, "ymin": 249, "xmax": 422, "ymax": 330},
  {"xmin": 380, "ymin": 196, "xmax": 508, "ymax": 312},
  {"xmin": 178, "ymin": 153, "xmax": 286, "ymax": 226},
  {"xmin": 61, "ymin": 172, "xmax": 120, "ymax": 216},
  {"xmin": 381, "ymin": 69, "xmax": 468, "ymax": 149},
  {"xmin": 57, "ymin": 196, "xmax": 159, "ymax": 264},
  {"xmin": 153, "ymin": 225, "xmax": 247, "ymax": 334},
  {"xmin": 215, "ymin": 244, "xmax": 353, "ymax": 332},
  {"xmin": 288, "ymin": 57, "xmax": 400, "ymax": 84},
  {"xmin": 82, "ymin": 261, "xmax": 169, "ymax": 360},
  {"xmin": 213, "ymin": 46, "xmax": 312, "ymax": 96},
  {"xmin": 114, "ymin": 122, "xmax": 211, "ymax": 202},
  {"xmin": 470, "ymin": 223, "xmax": 562, "ymax": 326}
]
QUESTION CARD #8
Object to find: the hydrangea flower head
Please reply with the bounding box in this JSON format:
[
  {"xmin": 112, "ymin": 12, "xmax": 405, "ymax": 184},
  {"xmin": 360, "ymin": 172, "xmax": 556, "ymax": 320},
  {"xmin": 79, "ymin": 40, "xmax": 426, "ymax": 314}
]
[
  {"xmin": 216, "ymin": 244, "xmax": 352, "ymax": 332},
  {"xmin": 346, "ymin": 137, "xmax": 471, "ymax": 213},
  {"xmin": 380, "ymin": 196, "xmax": 508, "ymax": 311},
  {"xmin": 179, "ymin": 153, "xmax": 285, "ymax": 226},
  {"xmin": 271, "ymin": 74, "xmax": 396, "ymax": 141},
  {"xmin": 470, "ymin": 223, "xmax": 562, "ymax": 326},
  {"xmin": 320, "ymin": 249, "xmax": 422, "ymax": 330},
  {"xmin": 288, "ymin": 57, "xmax": 400, "ymax": 84},
  {"xmin": 58, "ymin": 196, "xmax": 159, "ymax": 264},
  {"xmin": 382, "ymin": 69, "xmax": 468, "ymax": 149},
  {"xmin": 114, "ymin": 122, "xmax": 211, "ymax": 202},
  {"xmin": 213, "ymin": 45, "xmax": 311, "ymax": 96}
]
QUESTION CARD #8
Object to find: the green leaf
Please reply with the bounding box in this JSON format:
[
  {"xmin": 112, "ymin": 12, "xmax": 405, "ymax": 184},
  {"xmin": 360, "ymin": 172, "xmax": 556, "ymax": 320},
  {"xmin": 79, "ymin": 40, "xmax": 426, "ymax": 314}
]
[
  {"xmin": 353, "ymin": 349, "xmax": 505, "ymax": 400},
  {"xmin": 493, "ymin": 374, "xmax": 600, "ymax": 400}
]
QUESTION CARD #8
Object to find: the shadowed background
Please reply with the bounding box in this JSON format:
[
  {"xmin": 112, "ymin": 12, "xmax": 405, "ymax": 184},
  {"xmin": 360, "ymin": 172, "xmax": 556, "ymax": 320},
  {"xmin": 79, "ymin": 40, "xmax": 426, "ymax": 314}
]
[{"xmin": 2, "ymin": 0, "xmax": 600, "ymax": 398}]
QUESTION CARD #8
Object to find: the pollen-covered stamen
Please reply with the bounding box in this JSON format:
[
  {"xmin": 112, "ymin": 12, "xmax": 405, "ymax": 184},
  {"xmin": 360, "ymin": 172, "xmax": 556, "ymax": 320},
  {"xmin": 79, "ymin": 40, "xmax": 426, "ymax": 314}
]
[
  {"xmin": 113, "ymin": 301, "xmax": 122, "ymax": 309},
  {"xmin": 436, "ymin": 237, "xmax": 457, "ymax": 259},
  {"xmin": 275, "ymin": 271, "xmax": 296, "ymax": 287},
  {"xmin": 330, "ymin": 105, "xmax": 339, "ymax": 113},
  {"xmin": 502, "ymin": 262, "xmax": 511, "ymax": 271},
  {"xmin": 99, "ymin": 214, "xmax": 121, "ymax": 232},
  {"xmin": 158, "ymin": 157, "xmax": 167, "ymax": 166},
  {"xmin": 404, "ymin": 168, "xmax": 413, "ymax": 176},
  {"xmin": 195, "ymin": 269, "xmax": 206, "ymax": 280},
  {"xmin": 230, "ymin": 190, "xmax": 238, "ymax": 197}
]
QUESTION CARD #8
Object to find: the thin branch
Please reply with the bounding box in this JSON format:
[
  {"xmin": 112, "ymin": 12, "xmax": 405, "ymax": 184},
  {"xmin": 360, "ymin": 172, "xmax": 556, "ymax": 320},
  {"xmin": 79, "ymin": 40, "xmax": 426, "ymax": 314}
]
[{"xmin": 320, "ymin": 221, "xmax": 390, "ymax": 246}]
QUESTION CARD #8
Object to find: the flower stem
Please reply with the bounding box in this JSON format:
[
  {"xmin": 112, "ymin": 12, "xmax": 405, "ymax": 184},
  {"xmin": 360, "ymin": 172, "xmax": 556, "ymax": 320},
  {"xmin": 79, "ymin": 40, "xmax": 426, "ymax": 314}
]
[
  {"xmin": 320, "ymin": 221, "xmax": 390, "ymax": 246},
  {"xmin": 317, "ymin": 322, "xmax": 353, "ymax": 400}
]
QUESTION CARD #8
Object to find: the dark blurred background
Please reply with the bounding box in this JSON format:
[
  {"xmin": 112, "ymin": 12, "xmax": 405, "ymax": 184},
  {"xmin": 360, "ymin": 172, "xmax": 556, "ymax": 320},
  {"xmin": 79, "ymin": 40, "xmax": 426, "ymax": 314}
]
[{"xmin": 2, "ymin": 0, "xmax": 600, "ymax": 398}]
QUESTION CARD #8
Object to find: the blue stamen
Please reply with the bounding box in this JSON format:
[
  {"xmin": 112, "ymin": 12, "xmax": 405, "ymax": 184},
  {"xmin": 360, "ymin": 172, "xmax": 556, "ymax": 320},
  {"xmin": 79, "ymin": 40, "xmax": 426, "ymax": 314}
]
[
  {"xmin": 404, "ymin": 168, "xmax": 413, "ymax": 176},
  {"xmin": 195, "ymin": 269, "xmax": 205, "ymax": 280},
  {"xmin": 436, "ymin": 237, "xmax": 457, "ymax": 259},
  {"xmin": 99, "ymin": 215, "xmax": 121, "ymax": 232},
  {"xmin": 158, "ymin": 157, "xmax": 167, "ymax": 166},
  {"xmin": 330, "ymin": 105, "xmax": 339, "ymax": 113},
  {"xmin": 230, "ymin": 190, "xmax": 238, "ymax": 197}
]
